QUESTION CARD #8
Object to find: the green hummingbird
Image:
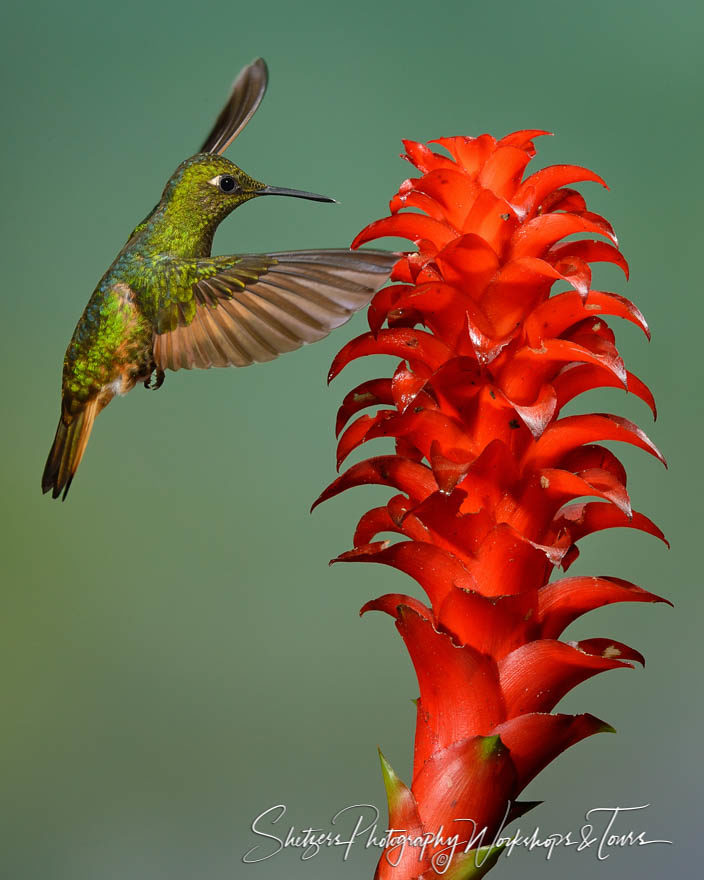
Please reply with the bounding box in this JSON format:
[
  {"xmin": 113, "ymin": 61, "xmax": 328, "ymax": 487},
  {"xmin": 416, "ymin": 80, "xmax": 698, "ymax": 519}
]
[{"xmin": 42, "ymin": 58, "xmax": 396, "ymax": 500}]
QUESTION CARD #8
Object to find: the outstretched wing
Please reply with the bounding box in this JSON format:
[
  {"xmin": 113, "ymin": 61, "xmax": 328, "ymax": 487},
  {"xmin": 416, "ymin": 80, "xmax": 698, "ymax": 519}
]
[
  {"xmin": 199, "ymin": 58, "xmax": 268, "ymax": 155},
  {"xmin": 152, "ymin": 249, "xmax": 398, "ymax": 371}
]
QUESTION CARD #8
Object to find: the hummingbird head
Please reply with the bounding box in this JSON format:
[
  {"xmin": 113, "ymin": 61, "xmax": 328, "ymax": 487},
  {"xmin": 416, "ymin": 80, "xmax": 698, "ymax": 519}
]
[
  {"xmin": 131, "ymin": 60, "xmax": 336, "ymax": 256},
  {"xmin": 161, "ymin": 153, "xmax": 335, "ymax": 235},
  {"xmin": 162, "ymin": 154, "xmax": 265, "ymax": 219}
]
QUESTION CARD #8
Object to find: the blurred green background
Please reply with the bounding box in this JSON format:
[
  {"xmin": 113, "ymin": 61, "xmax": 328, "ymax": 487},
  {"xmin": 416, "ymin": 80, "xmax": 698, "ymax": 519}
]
[{"xmin": 0, "ymin": 0, "xmax": 700, "ymax": 876}]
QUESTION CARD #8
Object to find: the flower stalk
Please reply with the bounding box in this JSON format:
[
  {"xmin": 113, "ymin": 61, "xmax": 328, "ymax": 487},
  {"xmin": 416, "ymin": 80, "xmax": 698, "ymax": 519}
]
[{"xmin": 315, "ymin": 131, "xmax": 669, "ymax": 879}]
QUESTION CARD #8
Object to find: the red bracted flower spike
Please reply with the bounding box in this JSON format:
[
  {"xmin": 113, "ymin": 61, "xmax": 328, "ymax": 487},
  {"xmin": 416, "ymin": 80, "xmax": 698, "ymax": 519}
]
[{"xmin": 315, "ymin": 131, "xmax": 669, "ymax": 879}]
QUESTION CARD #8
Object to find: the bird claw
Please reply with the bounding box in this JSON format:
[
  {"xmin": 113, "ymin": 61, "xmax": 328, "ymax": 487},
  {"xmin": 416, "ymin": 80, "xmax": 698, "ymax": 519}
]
[{"xmin": 144, "ymin": 369, "xmax": 166, "ymax": 390}]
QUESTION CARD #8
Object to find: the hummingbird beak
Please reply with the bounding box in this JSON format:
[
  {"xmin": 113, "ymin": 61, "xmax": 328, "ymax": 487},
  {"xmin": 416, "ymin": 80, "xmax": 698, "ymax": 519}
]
[{"xmin": 256, "ymin": 185, "xmax": 337, "ymax": 204}]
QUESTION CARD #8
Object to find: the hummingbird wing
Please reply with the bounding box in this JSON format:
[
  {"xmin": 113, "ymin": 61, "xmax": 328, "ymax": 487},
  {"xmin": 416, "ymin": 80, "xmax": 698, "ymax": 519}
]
[
  {"xmin": 152, "ymin": 249, "xmax": 397, "ymax": 371},
  {"xmin": 199, "ymin": 58, "xmax": 268, "ymax": 155}
]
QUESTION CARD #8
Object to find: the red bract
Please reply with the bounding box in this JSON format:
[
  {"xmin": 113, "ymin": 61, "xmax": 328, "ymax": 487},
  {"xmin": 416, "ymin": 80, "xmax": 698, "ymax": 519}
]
[{"xmin": 315, "ymin": 131, "xmax": 669, "ymax": 879}]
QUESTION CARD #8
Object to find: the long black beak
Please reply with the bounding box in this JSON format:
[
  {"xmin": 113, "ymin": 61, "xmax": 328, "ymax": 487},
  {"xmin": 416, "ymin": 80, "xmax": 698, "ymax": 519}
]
[{"xmin": 257, "ymin": 185, "xmax": 337, "ymax": 203}]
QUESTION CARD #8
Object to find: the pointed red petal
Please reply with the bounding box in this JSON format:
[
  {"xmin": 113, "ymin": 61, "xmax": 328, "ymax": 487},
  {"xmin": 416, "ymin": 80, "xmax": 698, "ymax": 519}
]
[
  {"xmin": 391, "ymin": 364, "xmax": 429, "ymax": 412},
  {"xmin": 557, "ymin": 444, "xmax": 627, "ymax": 484},
  {"xmin": 396, "ymin": 607, "xmax": 504, "ymax": 759},
  {"xmin": 429, "ymin": 442, "xmax": 471, "ymax": 493},
  {"xmin": 336, "ymin": 379, "xmax": 394, "ymax": 437},
  {"xmin": 479, "ymin": 258, "xmax": 558, "ymax": 336},
  {"xmin": 522, "ymin": 413, "xmax": 666, "ymax": 470},
  {"xmin": 403, "ymin": 139, "xmax": 459, "ymax": 172},
  {"xmin": 367, "ymin": 284, "xmax": 414, "ymax": 334},
  {"xmin": 396, "ymin": 169, "xmax": 481, "ymax": 230},
  {"xmin": 361, "ymin": 407, "xmax": 476, "ymax": 463},
  {"xmin": 332, "ymin": 540, "xmax": 477, "ymax": 607},
  {"xmin": 312, "ymin": 456, "xmax": 436, "ymax": 510},
  {"xmin": 510, "ymin": 212, "xmax": 617, "ymax": 260},
  {"xmin": 435, "ymin": 234, "xmax": 501, "ymax": 294},
  {"xmin": 539, "ymin": 187, "xmax": 588, "ymax": 215},
  {"xmin": 352, "ymin": 213, "xmax": 457, "ymax": 251},
  {"xmin": 511, "ymin": 383, "xmax": 558, "ymax": 437},
  {"xmin": 461, "ymin": 188, "xmax": 518, "ymax": 254},
  {"xmin": 515, "ymin": 164, "xmax": 606, "ymax": 210},
  {"xmin": 336, "ymin": 411, "xmax": 392, "ymax": 468},
  {"xmin": 429, "ymin": 135, "xmax": 497, "ymax": 174},
  {"xmin": 329, "ymin": 329, "xmax": 452, "ymax": 382},
  {"xmin": 353, "ymin": 506, "xmax": 406, "ymax": 546},
  {"xmin": 391, "ymin": 185, "xmax": 451, "ymax": 221},
  {"xmin": 585, "ymin": 291, "xmax": 649, "ymax": 338},
  {"xmin": 499, "ymin": 339, "xmax": 627, "ymax": 404},
  {"xmin": 521, "ymin": 467, "xmax": 631, "ymax": 519},
  {"xmin": 524, "ymin": 289, "xmax": 648, "ymax": 348},
  {"xmin": 576, "ymin": 637, "xmax": 645, "ymax": 666},
  {"xmin": 553, "ymin": 365, "xmax": 657, "ymax": 419},
  {"xmin": 497, "ymin": 129, "xmax": 552, "ymax": 149},
  {"xmin": 437, "ymin": 587, "xmax": 539, "ymax": 659},
  {"xmin": 361, "ymin": 592, "xmax": 431, "ymax": 620},
  {"xmin": 470, "ymin": 523, "xmax": 554, "ymax": 596},
  {"xmin": 412, "ymin": 735, "xmax": 516, "ymax": 838},
  {"xmin": 408, "ymin": 491, "xmax": 496, "ymax": 561},
  {"xmin": 499, "ymin": 639, "xmax": 631, "ymax": 716},
  {"xmin": 478, "ymin": 145, "xmax": 533, "ymax": 200},
  {"xmin": 548, "ymin": 239, "xmax": 629, "ymax": 279},
  {"xmin": 551, "ymin": 501, "xmax": 668, "ymax": 547},
  {"xmin": 493, "ymin": 712, "xmax": 613, "ymax": 790},
  {"xmin": 538, "ymin": 575, "xmax": 670, "ymax": 639}
]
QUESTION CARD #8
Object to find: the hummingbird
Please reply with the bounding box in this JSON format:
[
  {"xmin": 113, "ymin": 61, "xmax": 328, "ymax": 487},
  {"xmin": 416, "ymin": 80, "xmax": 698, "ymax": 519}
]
[{"xmin": 42, "ymin": 58, "xmax": 397, "ymax": 500}]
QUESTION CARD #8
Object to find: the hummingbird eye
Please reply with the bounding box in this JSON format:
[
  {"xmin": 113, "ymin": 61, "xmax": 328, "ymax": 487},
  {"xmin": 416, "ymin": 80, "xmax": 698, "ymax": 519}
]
[{"xmin": 218, "ymin": 174, "xmax": 238, "ymax": 194}]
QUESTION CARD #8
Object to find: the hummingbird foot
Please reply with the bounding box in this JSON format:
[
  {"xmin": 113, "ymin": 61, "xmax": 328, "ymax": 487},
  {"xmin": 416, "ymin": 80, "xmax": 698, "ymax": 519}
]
[{"xmin": 144, "ymin": 369, "xmax": 166, "ymax": 390}]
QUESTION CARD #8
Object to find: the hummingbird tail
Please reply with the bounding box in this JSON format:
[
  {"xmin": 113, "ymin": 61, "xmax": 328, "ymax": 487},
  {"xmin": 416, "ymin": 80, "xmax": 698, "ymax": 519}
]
[{"xmin": 41, "ymin": 399, "xmax": 99, "ymax": 501}]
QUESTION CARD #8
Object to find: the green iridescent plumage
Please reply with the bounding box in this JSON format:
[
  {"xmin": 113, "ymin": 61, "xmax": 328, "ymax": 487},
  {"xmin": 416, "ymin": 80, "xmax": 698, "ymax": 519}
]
[
  {"xmin": 42, "ymin": 58, "xmax": 397, "ymax": 500},
  {"xmin": 62, "ymin": 153, "xmax": 265, "ymax": 403}
]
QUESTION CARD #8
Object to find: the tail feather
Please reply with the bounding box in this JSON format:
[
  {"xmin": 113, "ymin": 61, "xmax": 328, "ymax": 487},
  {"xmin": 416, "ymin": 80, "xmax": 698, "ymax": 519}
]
[{"xmin": 42, "ymin": 399, "xmax": 99, "ymax": 500}]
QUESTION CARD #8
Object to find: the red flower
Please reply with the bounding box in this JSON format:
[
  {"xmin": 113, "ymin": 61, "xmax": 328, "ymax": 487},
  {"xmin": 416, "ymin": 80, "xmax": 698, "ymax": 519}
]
[{"xmin": 315, "ymin": 131, "xmax": 669, "ymax": 878}]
